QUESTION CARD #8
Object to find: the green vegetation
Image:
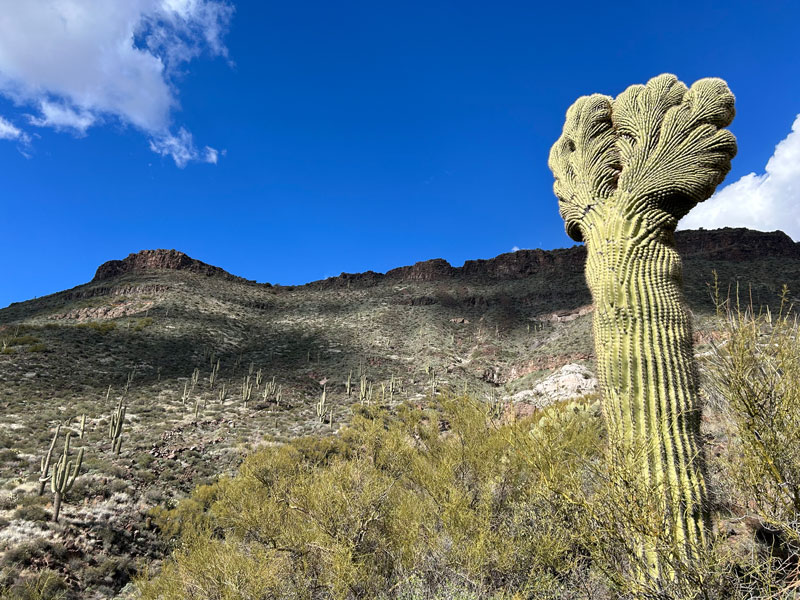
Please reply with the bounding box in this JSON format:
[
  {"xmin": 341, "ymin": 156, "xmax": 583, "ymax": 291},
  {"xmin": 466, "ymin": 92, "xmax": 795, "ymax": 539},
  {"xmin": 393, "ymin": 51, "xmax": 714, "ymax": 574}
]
[
  {"xmin": 549, "ymin": 74, "xmax": 738, "ymax": 578},
  {"xmin": 0, "ymin": 568, "xmax": 68, "ymax": 600},
  {"xmin": 1, "ymin": 243, "xmax": 800, "ymax": 598},
  {"xmin": 37, "ymin": 424, "xmax": 61, "ymax": 496},
  {"xmin": 705, "ymin": 287, "xmax": 800, "ymax": 555},
  {"xmin": 138, "ymin": 359, "xmax": 800, "ymax": 600},
  {"xmin": 140, "ymin": 396, "xmax": 604, "ymax": 599},
  {"xmin": 132, "ymin": 316, "xmax": 154, "ymax": 331},
  {"xmin": 77, "ymin": 321, "xmax": 117, "ymax": 334}
]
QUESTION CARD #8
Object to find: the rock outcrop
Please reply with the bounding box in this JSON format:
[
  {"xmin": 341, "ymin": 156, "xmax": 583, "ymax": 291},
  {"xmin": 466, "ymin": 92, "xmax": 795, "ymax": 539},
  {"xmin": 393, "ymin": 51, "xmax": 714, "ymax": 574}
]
[
  {"xmin": 506, "ymin": 363, "xmax": 598, "ymax": 410},
  {"xmin": 386, "ymin": 258, "xmax": 456, "ymax": 281},
  {"xmin": 92, "ymin": 249, "xmax": 257, "ymax": 284},
  {"xmin": 674, "ymin": 228, "xmax": 800, "ymax": 260}
]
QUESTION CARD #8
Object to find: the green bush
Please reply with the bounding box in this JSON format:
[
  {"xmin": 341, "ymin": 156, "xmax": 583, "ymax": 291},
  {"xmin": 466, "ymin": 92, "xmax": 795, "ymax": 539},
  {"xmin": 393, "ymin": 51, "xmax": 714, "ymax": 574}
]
[
  {"xmin": 77, "ymin": 321, "xmax": 117, "ymax": 334},
  {"xmin": 2, "ymin": 540, "xmax": 67, "ymax": 570},
  {"xmin": 13, "ymin": 504, "xmax": 49, "ymax": 522},
  {"xmin": 133, "ymin": 317, "xmax": 154, "ymax": 331},
  {"xmin": 139, "ymin": 397, "xmax": 602, "ymax": 599},
  {"xmin": 8, "ymin": 335, "xmax": 39, "ymax": 346},
  {"xmin": 705, "ymin": 287, "xmax": 800, "ymax": 555},
  {"xmin": 139, "ymin": 353, "xmax": 800, "ymax": 599},
  {"xmin": 0, "ymin": 569, "xmax": 67, "ymax": 600}
]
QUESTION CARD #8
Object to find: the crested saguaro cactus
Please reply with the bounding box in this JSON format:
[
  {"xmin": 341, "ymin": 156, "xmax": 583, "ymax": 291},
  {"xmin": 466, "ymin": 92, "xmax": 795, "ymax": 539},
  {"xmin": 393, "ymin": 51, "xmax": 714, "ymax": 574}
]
[{"xmin": 548, "ymin": 74, "xmax": 737, "ymax": 575}]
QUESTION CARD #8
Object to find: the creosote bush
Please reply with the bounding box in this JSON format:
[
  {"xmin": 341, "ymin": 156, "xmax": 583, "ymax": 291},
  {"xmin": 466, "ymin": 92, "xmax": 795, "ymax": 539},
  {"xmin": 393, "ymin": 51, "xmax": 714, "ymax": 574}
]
[
  {"xmin": 139, "ymin": 396, "xmax": 604, "ymax": 599},
  {"xmin": 76, "ymin": 321, "xmax": 117, "ymax": 334},
  {"xmin": 137, "ymin": 386, "xmax": 800, "ymax": 599},
  {"xmin": 705, "ymin": 288, "xmax": 800, "ymax": 564}
]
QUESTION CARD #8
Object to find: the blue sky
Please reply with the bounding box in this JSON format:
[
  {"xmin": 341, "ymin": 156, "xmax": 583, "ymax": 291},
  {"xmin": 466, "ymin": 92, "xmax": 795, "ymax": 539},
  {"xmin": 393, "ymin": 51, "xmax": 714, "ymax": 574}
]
[{"xmin": 1, "ymin": 0, "xmax": 799, "ymax": 308}]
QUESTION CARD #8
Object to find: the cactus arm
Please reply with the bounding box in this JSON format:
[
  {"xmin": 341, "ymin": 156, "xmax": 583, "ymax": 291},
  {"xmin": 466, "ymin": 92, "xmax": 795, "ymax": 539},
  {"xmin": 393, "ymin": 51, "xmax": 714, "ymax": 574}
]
[
  {"xmin": 38, "ymin": 424, "xmax": 61, "ymax": 496},
  {"xmin": 50, "ymin": 434, "xmax": 83, "ymax": 522},
  {"xmin": 549, "ymin": 74, "xmax": 737, "ymax": 578},
  {"xmin": 547, "ymin": 94, "xmax": 619, "ymax": 242},
  {"xmin": 109, "ymin": 402, "xmax": 126, "ymax": 455}
]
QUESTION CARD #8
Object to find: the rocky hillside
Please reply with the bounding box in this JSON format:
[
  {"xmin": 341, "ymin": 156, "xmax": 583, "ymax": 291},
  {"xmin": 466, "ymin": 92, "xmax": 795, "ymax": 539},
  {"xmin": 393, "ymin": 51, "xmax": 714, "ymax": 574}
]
[{"xmin": 1, "ymin": 227, "xmax": 800, "ymax": 598}]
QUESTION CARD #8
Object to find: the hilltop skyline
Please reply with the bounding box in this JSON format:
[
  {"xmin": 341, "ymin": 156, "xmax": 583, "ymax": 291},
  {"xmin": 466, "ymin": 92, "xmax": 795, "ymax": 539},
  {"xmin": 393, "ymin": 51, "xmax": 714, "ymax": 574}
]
[{"xmin": 1, "ymin": 0, "xmax": 799, "ymax": 309}]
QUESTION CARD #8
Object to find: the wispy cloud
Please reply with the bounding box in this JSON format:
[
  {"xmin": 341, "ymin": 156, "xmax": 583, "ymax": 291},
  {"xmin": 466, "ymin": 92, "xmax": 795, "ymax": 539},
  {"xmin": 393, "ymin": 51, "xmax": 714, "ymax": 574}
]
[
  {"xmin": 27, "ymin": 101, "xmax": 96, "ymax": 135},
  {"xmin": 0, "ymin": 0, "xmax": 232, "ymax": 166},
  {"xmin": 681, "ymin": 114, "xmax": 800, "ymax": 240},
  {"xmin": 149, "ymin": 128, "xmax": 219, "ymax": 168},
  {"xmin": 0, "ymin": 116, "xmax": 28, "ymax": 141},
  {"xmin": 0, "ymin": 114, "xmax": 32, "ymax": 156}
]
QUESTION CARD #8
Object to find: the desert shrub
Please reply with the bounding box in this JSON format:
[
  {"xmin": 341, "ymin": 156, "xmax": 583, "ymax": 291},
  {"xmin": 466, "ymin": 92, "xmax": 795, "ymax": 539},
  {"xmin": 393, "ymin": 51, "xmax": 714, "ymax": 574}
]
[
  {"xmin": 13, "ymin": 504, "xmax": 49, "ymax": 522},
  {"xmin": 704, "ymin": 288, "xmax": 800, "ymax": 568},
  {"xmin": 139, "ymin": 375, "xmax": 800, "ymax": 599},
  {"xmin": 83, "ymin": 556, "xmax": 134, "ymax": 588},
  {"xmin": 133, "ymin": 317, "xmax": 154, "ymax": 331},
  {"xmin": 150, "ymin": 482, "xmax": 222, "ymax": 540},
  {"xmin": 26, "ymin": 343, "xmax": 47, "ymax": 353},
  {"xmin": 0, "ymin": 449, "xmax": 21, "ymax": 464},
  {"xmin": 2, "ymin": 540, "xmax": 67, "ymax": 570},
  {"xmin": 139, "ymin": 396, "xmax": 602, "ymax": 599},
  {"xmin": 0, "ymin": 569, "xmax": 67, "ymax": 600},
  {"xmin": 77, "ymin": 321, "xmax": 117, "ymax": 334},
  {"xmin": 8, "ymin": 335, "xmax": 39, "ymax": 346}
]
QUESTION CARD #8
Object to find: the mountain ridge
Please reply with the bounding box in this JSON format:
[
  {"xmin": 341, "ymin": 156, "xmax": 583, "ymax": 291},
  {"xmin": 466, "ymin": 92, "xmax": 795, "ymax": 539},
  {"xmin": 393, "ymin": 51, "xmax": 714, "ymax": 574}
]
[{"xmin": 86, "ymin": 227, "xmax": 800, "ymax": 292}]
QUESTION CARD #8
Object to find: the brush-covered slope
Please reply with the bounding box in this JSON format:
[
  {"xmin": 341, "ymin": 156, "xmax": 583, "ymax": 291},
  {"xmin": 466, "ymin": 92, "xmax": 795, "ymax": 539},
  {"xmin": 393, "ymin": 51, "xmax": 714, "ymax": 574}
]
[{"xmin": 1, "ymin": 227, "xmax": 800, "ymax": 598}]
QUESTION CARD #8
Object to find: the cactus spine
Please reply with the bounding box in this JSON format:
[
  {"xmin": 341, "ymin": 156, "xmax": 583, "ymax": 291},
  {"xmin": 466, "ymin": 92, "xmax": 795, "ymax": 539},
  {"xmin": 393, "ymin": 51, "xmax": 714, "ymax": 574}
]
[
  {"xmin": 51, "ymin": 432, "xmax": 83, "ymax": 522},
  {"xmin": 38, "ymin": 424, "xmax": 61, "ymax": 496},
  {"xmin": 548, "ymin": 74, "xmax": 737, "ymax": 578}
]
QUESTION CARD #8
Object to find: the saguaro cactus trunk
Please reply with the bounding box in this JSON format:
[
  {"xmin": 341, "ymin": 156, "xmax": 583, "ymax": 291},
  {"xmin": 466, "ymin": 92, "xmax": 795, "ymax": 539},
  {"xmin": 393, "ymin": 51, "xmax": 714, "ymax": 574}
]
[{"xmin": 548, "ymin": 74, "xmax": 737, "ymax": 576}]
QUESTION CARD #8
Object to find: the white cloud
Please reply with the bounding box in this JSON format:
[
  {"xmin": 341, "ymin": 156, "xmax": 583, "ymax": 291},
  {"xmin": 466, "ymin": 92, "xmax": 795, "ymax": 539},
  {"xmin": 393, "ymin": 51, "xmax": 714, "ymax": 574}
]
[
  {"xmin": 511, "ymin": 246, "xmax": 520, "ymax": 252},
  {"xmin": 203, "ymin": 146, "xmax": 219, "ymax": 164},
  {"xmin": 28, "ymin": 101, "xmax": 95, "ymax": 134},
  {"xmin": 0, "ymin": 0, "xmax": 232, "ymax": 166},
  {"xmin": 681, "ymin": 114, "xmax": 800, "ymax": 240},
  {"xmin": 149, "ymin": 127, "xmax": 218, "ymax": 168},
  {"xmin": 0, "ymin": 115, "xmax": 26, "ymax": 141}
]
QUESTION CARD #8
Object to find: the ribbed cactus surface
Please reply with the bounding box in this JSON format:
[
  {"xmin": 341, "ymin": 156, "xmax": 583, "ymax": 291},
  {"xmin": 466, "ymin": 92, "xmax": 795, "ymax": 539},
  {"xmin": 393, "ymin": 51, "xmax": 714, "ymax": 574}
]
[{"xmin": 548, "ymin": 74, "xmax": 737, "ymax": 576}]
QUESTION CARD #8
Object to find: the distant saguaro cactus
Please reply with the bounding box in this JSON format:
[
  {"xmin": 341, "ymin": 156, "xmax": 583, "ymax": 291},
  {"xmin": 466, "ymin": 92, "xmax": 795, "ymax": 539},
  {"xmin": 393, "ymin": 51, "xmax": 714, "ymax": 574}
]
[
  {"xmin": 51, "ymin": 432, "xmax": 83, "ymax": 522},
  {"xmin": 38, "ymin": 424, "xmax": 61, "ymax": 496},
  {"xmin": 548, "ymin": 74, "xmax": 736, "ymax": 576},
  {"xmin": 109, "ymin": 397, "xmax": 126, "ymax": 455}
]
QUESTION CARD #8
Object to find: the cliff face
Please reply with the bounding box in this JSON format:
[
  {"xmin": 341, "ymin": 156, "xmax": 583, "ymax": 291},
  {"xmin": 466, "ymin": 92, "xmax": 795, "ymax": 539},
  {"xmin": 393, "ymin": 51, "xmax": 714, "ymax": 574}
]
[
  {"xmin": 315, "ymin": 228, "xmax": 799, "ymax": 288},
  {"xmin": 91, "ymin": 229, "xmax": 800, "ymax": 289},
  {"xmin": 92, "ymin": 249, "xmax": 257, "ymax": 284},
  {"xmin": 674, "ymin": 228, "xmax": 800, "ymax": 260}
]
